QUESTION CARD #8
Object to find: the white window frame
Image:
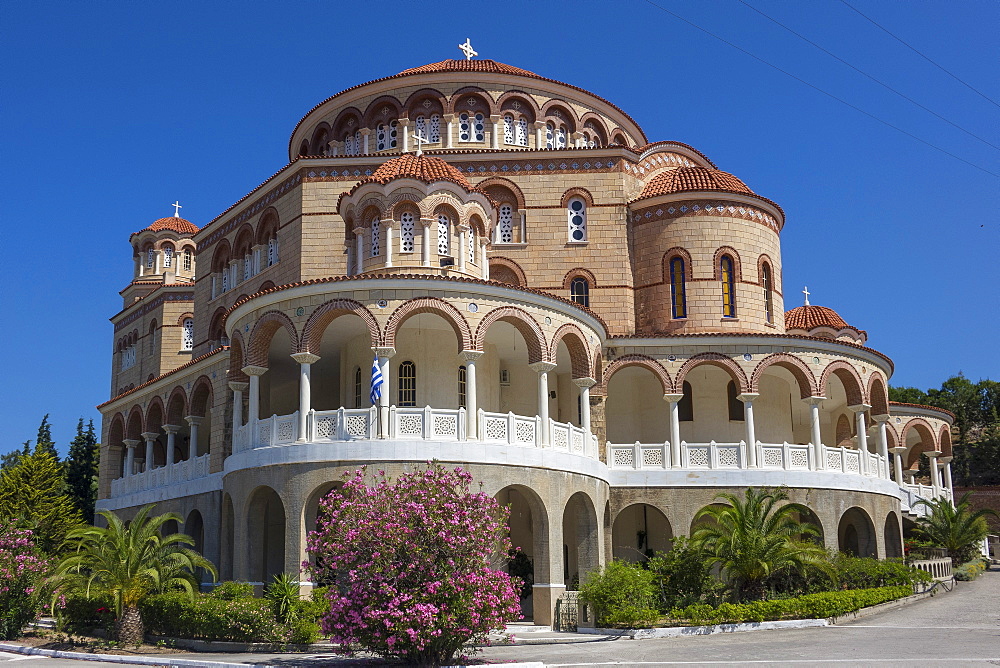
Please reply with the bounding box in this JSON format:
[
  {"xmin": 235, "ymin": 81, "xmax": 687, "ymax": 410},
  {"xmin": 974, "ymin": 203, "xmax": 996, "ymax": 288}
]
[
  {"xmin": 567, "ymin": 197, "xmax": 587, "ymax": 243},
  {"xmin": 181, "ymin": 318, "xmax": 195, "ymax": 351}
]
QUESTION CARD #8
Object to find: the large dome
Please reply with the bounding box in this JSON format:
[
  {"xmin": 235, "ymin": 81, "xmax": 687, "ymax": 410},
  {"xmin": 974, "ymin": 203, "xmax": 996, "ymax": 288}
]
[
  {"xmin": 366, "ymin": 154, "xmax": 473, "ymax": 189},
  {"xmin": 398, "ymin": 59, "xmax": 540, "ymax": 78},
  {"xmin": 637, "ymin": 166, "xmax": 755, "ymax": 200},
  {"xmin": 141, "ymin": 216, "xmax": 199, "ymax": 236}
]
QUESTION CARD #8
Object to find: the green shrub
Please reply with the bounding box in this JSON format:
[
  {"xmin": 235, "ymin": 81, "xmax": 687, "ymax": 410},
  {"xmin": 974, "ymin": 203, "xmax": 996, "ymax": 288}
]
[
  {"xmin": 264, "ymin": 574, "xmax": 299, "ymax": 623},
  {"xmin": 56, "ymin": 595, "xmax": 115, "ymax": 634},
  {"xmin": 646, "ymin": 538, "xmax": 721, "ymax": 611},
  {"xmin": 955, "ymin": 560, "xmax": 987, "ymax": 581},
  {"xmin": 140, "ymin": 592, "xmax": 294, "ymax": 643},
  {"xmin": 207, "ymin": 581, "xmax": 254, "ymax": 600},
  {"xmin": 579, "ymin": 561, "xmax": 659, "ymax": 628},
  {"xmin": 832, "ymin": 555, "xmax": 930, "ymax": 589}
]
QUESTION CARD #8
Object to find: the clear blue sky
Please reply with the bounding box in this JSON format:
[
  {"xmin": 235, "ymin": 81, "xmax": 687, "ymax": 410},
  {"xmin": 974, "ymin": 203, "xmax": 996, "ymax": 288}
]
[{"xmin": 1, "ymin": 1, "xmax": 997, "ymax": 455}]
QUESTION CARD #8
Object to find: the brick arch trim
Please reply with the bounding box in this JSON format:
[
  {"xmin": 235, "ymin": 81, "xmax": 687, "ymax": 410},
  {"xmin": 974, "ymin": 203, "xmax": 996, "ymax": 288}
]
[
  {"xmin": 599, "ymin": 354, "xmax": 672, "ymax": 396},
  {"xmin": 495, "ymin": 90, "xmax": 541, "ymax": 119},
  {"xmin": 549, "ymin": 322, "xmax": 592, "ymax": 378},
  {"xmin": 473, "ymin": 305, "xmax": 547, "ymax": 364},
  {"xmin": 675, "ymin": 352, "xmax": 749, "ymax": 393},
  {"xmin": 165, "ymin": 386, "xmax": 189, "ymax": 424},
  {"xmin": 901, "ymin": 417, "xmax": 938, "ymax": 452},
  {"xmin": 246, "ymin": 310, "xmax": 300, "ymax": 367},
  {"xmin": 750, "ymin": 353, "xmax": 817, "ymax": 399},
  {"xmin": 125, "ymin": 406, "xmax": 145, "ymax": 440},
  {"xmin": 939, "ymin": 425, "xmax": 953, "ymax": 456},
  {"xmin": 561, "ymin": 187, "xmax": 594, "ymax": 208},
  {"xmin": 712, "ymin": 246, "xmax": 743, "ymax": 282},
  {"xmin": 562, "ymin": 267, "xmax": 597, "ymax": 290},
  {"xmin": 228, "ymin": 331, "xmax": 247, "ymax": 382},
  {"xmin": 384, "ymin": 297, "xmax": 473, "ymax": 352},
  {"xmin": 448, "ymin": 87, "xmax": 497, "ymax": 115},
  {"xmin": 144, "ymin": 396, "xmax": 165, "ymax": 428},
  {"xmin": 476, "ymin": 176, "xmax": 526, "ymax": 210},
  {"xmin": 189, "ymin": 375, "xmax": 215, "ymax": 417},
  {"xmin": 866, "ymin": 372, "xmax": 890, "ymax": 415},
  {"xmin": 301, "ymin": 299, "xmax": 380, "ymax": 354},
  {"xmin": 819, "ymin": 361, "xmax": 865, "ymax": 406},
  {"xmin": 662, "ymin": 247, "xmax": 693, "ymax": 282},
  {"xmin": 488, "ymin": 257, "xmax": 527, "ymax": 287}
]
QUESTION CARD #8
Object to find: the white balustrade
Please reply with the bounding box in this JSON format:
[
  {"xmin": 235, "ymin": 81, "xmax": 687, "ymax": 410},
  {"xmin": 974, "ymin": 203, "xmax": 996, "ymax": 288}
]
[{"xmin": 110, "ymin": 453, "xmax": 211, "ymax": 496}]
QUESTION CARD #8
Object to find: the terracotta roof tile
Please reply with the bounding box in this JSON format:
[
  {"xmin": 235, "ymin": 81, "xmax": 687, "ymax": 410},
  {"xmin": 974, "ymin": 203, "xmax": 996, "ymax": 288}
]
[
  {"xmin": 366, "ymin": 154, "xmax": 473, "ymax": 189},
  {"xmin": 785, "ymin": 305, "xmax": 851, "ymax": 331},
  {"xmin": 398, "ymin": 59, "xmax": 540, "ymax": 77},
  {"xmin": 97, "ymin": 346, "xmax": 225, "ymax": 409},
  {"xmin": 141, "ymin": 217, "xmax": 199, "ymax": 236},
  {"xmin": 638, "ymin": 166, "xmax": 754, "ymax": 199},
  {"xmin": 889, "ymin": 401, "xmax": 956, "ymax": 420}
]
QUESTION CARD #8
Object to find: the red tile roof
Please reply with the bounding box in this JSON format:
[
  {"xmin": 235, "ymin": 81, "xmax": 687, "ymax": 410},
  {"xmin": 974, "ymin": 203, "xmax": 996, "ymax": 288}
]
[
  {"xmin": 97, "ymin": 346, "xmax": 226, "ymax": 409},
  {"xmin": 141, "ymin": 217, "xmax": 200, "ymax": 236},
  {"xmin": 785, "ymin": 305, "xmax": 851, "ymax": 331},
  {"xmin": 399, "ymin": 59, "xmax": 540, "ymax": 78},
  {"xmin": 889, "ymin": 401, "xmax": 956, "ymax": 421},
  {"xmin": 366, "ymin": 154, "xmax": 473, "ymax": 189},
  {"xmin": 638, "ymin": 166, "xmax": 754, "ymax": 199}
]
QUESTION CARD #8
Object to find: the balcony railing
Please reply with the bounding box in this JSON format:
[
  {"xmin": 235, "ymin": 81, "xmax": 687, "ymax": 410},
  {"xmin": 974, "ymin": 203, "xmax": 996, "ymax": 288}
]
[
  {"xmin": 607, "ymin": 440, "xmax": 889, "ymax": 478},
  {"xmin": 899, "ymin": 483, "xmax": 953, "ymax": 517},
  {"xmin": 110, "ymin": 453, "xmax": 210, "ymax": 497},
  {"xmin": 232, "ymin": 406, "xmax": 598, "ymax": 459}
]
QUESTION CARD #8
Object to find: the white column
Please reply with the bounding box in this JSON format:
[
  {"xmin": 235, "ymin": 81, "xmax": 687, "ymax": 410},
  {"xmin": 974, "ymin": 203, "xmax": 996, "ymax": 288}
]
[
  {"xmin": 873, "ymin": 414, "xmax": 890, "ymax": 478},
  {"xmin": 353, "ymin": 227, "xmax": 365, "ymax": 275},
  {"xmin": 442, "ymin": 114, "xmax": 455, "ymax": 149},
  {"xmin": 574, "ymin": 377, "xmax": 596, "ymax": 434},
  {"xmin": 925, "ymin": 450, "xmax": 942, "ymax": 490},
  {"xmin": 461, "ymin": 351, "xmax": 483, "ymax": 439},
  {"xmin": 421, "ymin": 219, "xmax": 432, "ymax": 267},
  {"xmin": 890, "ymin": 446, "xmax": 907, "ymax": 485},
  {"xmin": 163, "ymin": 424, "xmax": 181, "ymax": 466},
  {"xmin": 805, "ymin": 396, "xmax": 825, "ymax": 470},
  {"xmin": 534, "ymin": 121, "xmax": 545, "ymax": 149},
  {"xmin": 123, "ymin": 439, "xmax": 139, "ymax": 476},
  {"xmin": 480, "ymin": 239, "xmax": 489, "ymax": 279},
  {"xmin": 850, "ymin": 404, "xmax": 872, "ymax": 475},
  {"xmin": 738, "ymin": 393, "xmax": 759, "ymax": 468},
  {"xmin": 940, "ymin": 455, "xmax": 954, "ymax": 494},
  {"xmin": 383, "ymin": 220, "xmax": 394, "ymax": 267},
  {"xmin": 373, "ymin": 347, "xmax": 395, "ymax": 439},
  {"xmin": 228, "ymin": 382, "xmax": 246, "ymax": 433},
  {"xmin": 291, "ymin": 353, "xmax": 320, "ymax": 442},
  {"xmin": 242, "ymin": 365, "xmax": 268, "ymax": 426},
  {"xmin": 664, "ymin": 393, "xmax": 683, "ymax": 468},
  {"xmin": 458, "ymin": 225, "xmax": 468, "ymax": 271},
  {"xmin": 530, "ymin": 362, "xmax": 557, "ymax": 445},
  {"xmin": 399, "ymin": 118, "xmax": 411, "ymax": 152},
  {"xmin": 490, "ymin": 115, "xmax": 501, "ymax": 149},
  {"xmin": 184, "ymin": 415, "xmax": 203, "ymax": 459},
  {"xmin": 360, "ymin": 127, "xmax": 371, "ymax": 155},
  {"xmin": 141, "ymin": 432, "xmax": 158, "ymax": 472}
]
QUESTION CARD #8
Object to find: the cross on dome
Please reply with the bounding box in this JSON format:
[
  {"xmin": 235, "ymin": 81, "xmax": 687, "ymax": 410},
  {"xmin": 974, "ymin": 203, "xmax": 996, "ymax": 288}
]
[
  {"xmin": 410, "ymin": 128, "xmax": 431, "ymax": 156},
  {"xmin": 458, "ymin": 38, "xmax": 477, "ymax": 61},
  {"xmin": 802, "ymin": 286, "xmax": 810, "ymax": 306},
  {"xmin": 171, "ymin": 201, "xmax": 183, "ymax": 218}
]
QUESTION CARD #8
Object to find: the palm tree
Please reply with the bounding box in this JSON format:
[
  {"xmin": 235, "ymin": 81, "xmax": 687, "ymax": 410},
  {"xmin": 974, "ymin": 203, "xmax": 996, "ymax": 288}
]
[
  {"xmin": 914, "ymin": 493, "xmax": 997, "ymax": 564},
  {"xmin": 691, "ymin": 487, "xmax": 832, "ymax": 602},
  {"xmin": 51, "ymin": 504, "xmax": 217, "ymax": 645}
]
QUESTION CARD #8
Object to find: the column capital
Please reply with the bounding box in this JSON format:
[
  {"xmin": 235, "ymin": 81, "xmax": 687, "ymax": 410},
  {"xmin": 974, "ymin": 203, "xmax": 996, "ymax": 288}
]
[
  {"xmin": 419, "ymin": 216, "xmax": 434, "ymax": 227},
  {"xmin": 457, "ymin": 221, "xmax": 470, "ymax": 232},
  {"xmin": 737, "ymin": 393, "xmax": 760, "ymax": 403},
  {"xmin": 441, "ymin": 113, "xmax": 457, "ymax": 122},
  {"xmin": 889, "ymin": 446, "xmax": 907, "ymax": 454},
  {"xmin": 804, "ymin": 395, "xmax": 826, "ymax": 405},
  {"xmin": 848, "ymin": 403, "xmax": 873, "ymax": 413},
  {"xmin": 938, "ymin": 455, "xmax": 954, "ymax": 464},
  {"xmin": 184, "ymin": 415, "xmax": 204, "ymax": 426},
  {"xmin": 373, "ymin": 346, "xmax": 396, "ymax": 359},
  {"xmin": 572, "ymin": 377, "xmax": 597, "ymax": 389},
  {"xmin": 359, "ymin": 127, "xmax": 372, "ymax": 136},
  {"xmin": 122, "ymin": 439, "xmax": 140, "ymax": 449},
  {"xmin": 533, "ymin": 120, "xmax": 547, "ymax": 130},
  {"xmin": 459, "ymin": 350, "xmax": 485, "ymax": 362},
  {"xmin": 489, "ymin": 114, "xmax": 502, "ymax": 123},
  {"xmin": 663, "ymin": 393, "xmax": 685, "ymax": 403},
  {"xmin": 923, "ymin": 450, "xmax": 943, "ymax": 459},
  {"xmin": 162, "ymin": 424, "xmax": 182, "ymax": 435},
  {"xmin": 228, "ymin": 381, "xmax": 249, "ymax": 393},
  {"xmin": 291, "ymin": 352, "xmax": 321, "ymax": 365},
  {"xmin": 529, "ymin": 361, "xmax": 557, "ymax": 374},
  {"xmin": 397, "ymin": 117, "xmax": 411, "ymax": 127},
  {"xmin": 140, "ymin": 431, "xmax": 159, "ymax": 442},
  {"xmin": 242, "ymin": 365, "xmax": 268, "ymax": 377},
  {"xmin": 872, "ymin": 413, "xmax": 891, "ymax": 423}
]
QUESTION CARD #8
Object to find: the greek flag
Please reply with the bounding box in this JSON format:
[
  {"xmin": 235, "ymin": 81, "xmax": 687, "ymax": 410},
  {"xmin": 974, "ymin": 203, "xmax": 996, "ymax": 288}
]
[{"xmin": 370, "ymin": 357, "xmax": 383, "ymax": 404}]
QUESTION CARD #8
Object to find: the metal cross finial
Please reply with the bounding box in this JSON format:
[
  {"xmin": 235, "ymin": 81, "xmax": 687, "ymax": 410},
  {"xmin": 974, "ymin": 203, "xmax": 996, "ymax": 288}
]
[
  {"xmin": 171, "ymin": 201, "xmax": 183, "ymax": 218},
  {"xmin": 803, "ymin": 286, "xmax": 810, "ymax": 306},
  {"xmin": 458, "ymin": 38, "xmax": 477, "ymax": 61},
  {"xmin": 410, "ymin": 129, "xmax": 431, "ymax": 156}
]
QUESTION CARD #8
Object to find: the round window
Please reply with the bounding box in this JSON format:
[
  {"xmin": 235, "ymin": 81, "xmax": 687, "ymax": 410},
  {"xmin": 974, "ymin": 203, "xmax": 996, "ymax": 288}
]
[
  {"xmin": 571, "ymin": 200, "xmax": 584, "ymax": 211},
  {"xmin": 572, "ymin": 215, "xmax": 584, "ymax": 226},
  {"xmin": 572, "ymin": 229, "xmax": 584, "ymax": 241}
]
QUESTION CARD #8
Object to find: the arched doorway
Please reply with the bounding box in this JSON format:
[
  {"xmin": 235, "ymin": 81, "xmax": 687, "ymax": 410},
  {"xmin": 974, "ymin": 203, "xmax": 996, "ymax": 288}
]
[
  {"xmin": 247, "ymin": 486, "xmax": 286, "ymax": 583},
  {"xmin": 611, "ymin": 503, "xmax": 672, "ymax": 562},
  {"xmin": 605, "ymin": 365, "xmax": 668, "ymax": 444},
  {"xmin": 221, "ymin": 493, "xmax": 235, "ymax": 581},
  {"xmin": 562, "ymin": 492, "xmax": 599, "ymax": 589},
  {"xmin": 185, "ymin": 509, "xmax": 207, "ymax": 585},
  {"xmin": 497, "ymin": 485, "xmax": 547, "ymax": 620},
  {"xmin": 884, "ymin": 512, "xmax": 903, "ymax": 558},
  {"xmin": 839, "ymin": 507, "xmax": 877, "ymax": 557}
]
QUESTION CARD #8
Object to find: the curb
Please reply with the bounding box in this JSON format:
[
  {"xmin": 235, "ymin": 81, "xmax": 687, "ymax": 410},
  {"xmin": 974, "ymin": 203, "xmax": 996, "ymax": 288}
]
[
  {"xmin": 828, "ymin": 590, "xmax": 935, "ymax": 623},
  {"xmin": 0, "ymin": 642, "xmax": 269, "ymax": 667}
]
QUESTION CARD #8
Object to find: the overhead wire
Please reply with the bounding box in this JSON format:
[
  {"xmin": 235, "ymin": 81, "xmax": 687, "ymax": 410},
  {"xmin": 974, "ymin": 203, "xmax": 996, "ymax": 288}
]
[
  {"xmin": 639, "ymin": 0, "xmax": 1000, "ymax": 178},
  {"xmin": 737, "ymin": 0, "xmax": 999, "ymax": 152},
  {"xmin": 839, "ymin": 0, "xmax": 1000, "ymax": 110}
]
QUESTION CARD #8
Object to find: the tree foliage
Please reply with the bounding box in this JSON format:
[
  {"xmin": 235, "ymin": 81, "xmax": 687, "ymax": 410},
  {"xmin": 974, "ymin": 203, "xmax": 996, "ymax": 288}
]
[
  {"xmin": 306, "ymin": 464, "xmax": 521, "ymax": 667},
  {"xmin": 913, "ymin": 492, "xmax": 997, "ymax": 564},
  {"xmin": 66, "ymin": 419, "xmax": 100, "ymax": 522},
  {"xmin": 0, "ymin": 450, "xmax": 82, "ymax": 553}
]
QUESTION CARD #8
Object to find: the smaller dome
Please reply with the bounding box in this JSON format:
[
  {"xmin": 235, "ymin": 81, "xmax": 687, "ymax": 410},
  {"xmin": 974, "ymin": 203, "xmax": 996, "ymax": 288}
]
[
  {"xmin": 398, "ymin": 59, "xmax": 539, "ymax": 78},
  {"xmin": 785, "ymin": 305, "xmax": 866, "ymax": 344},
  {"xmin": 143, "ymin": 217, "xmax": 199, "ymax": 236},
  {"xmin": 638, "ymin": 166, "xmax": 755, "ymax": 200},
  {"xmin": 366, "ymin": 154, "xmax": 474, "ymax": 190}
]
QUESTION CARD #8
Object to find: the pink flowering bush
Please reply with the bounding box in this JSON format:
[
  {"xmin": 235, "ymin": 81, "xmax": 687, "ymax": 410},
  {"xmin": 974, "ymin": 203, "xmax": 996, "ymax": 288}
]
[
  {"xmin": 0, "ymin": 522, "xmax": 51, "ymax": 639},
  {"xmin": 306, "ymin": 463, "xmax": 522, "ymax": 666}
]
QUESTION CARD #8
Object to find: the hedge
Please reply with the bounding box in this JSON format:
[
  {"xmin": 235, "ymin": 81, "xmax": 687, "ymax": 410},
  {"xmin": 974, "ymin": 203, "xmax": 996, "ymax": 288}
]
[{"xmin": 669, "ymin": 586, "xmax": 913, "ymax": 625}]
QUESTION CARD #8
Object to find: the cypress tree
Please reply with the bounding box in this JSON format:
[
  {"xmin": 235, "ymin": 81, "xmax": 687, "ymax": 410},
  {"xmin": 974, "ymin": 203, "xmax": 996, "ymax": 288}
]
[
  {"xmin": 34, "ymin": 414, "xmax": 58, "ymax": 460},
  {"xmin": 0, "ymin": 450, "xmax": 82, "ymax": 554},
  {"xmin": 66, "ymin": 418, "xmax": 100, "ymax": 522},
  {"xmin": 0, "ymin": 441, "xmax": 30, "ymax": 471}
]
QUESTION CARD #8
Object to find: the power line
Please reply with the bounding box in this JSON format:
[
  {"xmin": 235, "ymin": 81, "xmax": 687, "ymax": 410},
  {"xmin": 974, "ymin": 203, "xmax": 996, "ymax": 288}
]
[
  {"xmin": 737, "ymin": 0, "xmax": 999, "ymax": 152},
  {"xmin": 639, "ymin": 0, "xmax": 1000, "ymax": 178},
  {"xmin": 839, "ymin": 0, "xmax": 1000, "ymax": 110}
]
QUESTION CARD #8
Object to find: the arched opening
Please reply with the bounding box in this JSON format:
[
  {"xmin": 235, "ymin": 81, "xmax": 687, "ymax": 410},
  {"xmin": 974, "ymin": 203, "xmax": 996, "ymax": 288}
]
[
  {"xmin": 679, "ymin": 363, "xmax": 745, "ymax": 443},
  {"xmin": 883, "ymin": 512, "xmax": 903, "ymax": 559},
  {"xmin": 606, "ymin": 365, "xmax": 668, "ymax": 443},
  {"xmin": 307, "ymin": 310, "xmax": 375, "ymax": 413},
  {"xmin": 838, "ymin": 507, "xmax": 877, "ymax": 557},
  {"xmin": 496, "ymin": 485, "xmax": 547, "ymax": 620},
  {"xmin": 221, "ymin": 493, "xmax": 235, "ymax": 581},
  {"xmin": 480, "ymin": 317, "xmax": 543, "ymax": 418},
  {"xmin": 611, "ymin": 503, "xmax": 672, "ymax": 563},
  {"xmin": 107, "ymin": 415, "xmax": 125, "ymax": 480},
  {"xmin": 145, "ymin": 401, "xmax": 165, "ymax": 469},
  {"xmin": 247, "ymin": 487, "xmax": 286, "ymax": 583},
  {"xmin": 821, "ymin": 366, "xmax": 865, "ymax": 451},
  {"xmin": 166, "ymin": 391, "xmax": 188, "ymax": 463},
  {"xmin": 562, "ymin": 492, "xmax": 600, "ymax": 590},
  {"xmin": 790, "ymin": 506, "xmax": 824, "ymax": 545},
  {"xmin": 754, "ymin": 364, "xmax": 813, "ymax": 445},
  {"xmin": 185, "ymin": 509, "xmax": 207, "ymax": 585},
  {"xmin": 189, "ymin": 379, "xmax": 213, "ymax": 457},
  {"xmin": 392, "ymin": 311, "xmax": 463, "ymax": 410},
  {"xmin": 552, "ymin": 328, "xmax": 590, "ymax": 428},
  {"xmin": 160, "ymin": 519, "xmax": 179, "ymax": 538},
  {"xmin": 261, "ymin": 326, "xmax": 297, "ymax": 419}
]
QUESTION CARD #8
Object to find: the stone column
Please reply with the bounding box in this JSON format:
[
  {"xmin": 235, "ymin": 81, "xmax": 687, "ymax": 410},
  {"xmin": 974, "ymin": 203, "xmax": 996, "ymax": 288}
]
[
  {"xmin": 530, "ymin": 361, "xmax": 557, "ymax": 445},
  {"xmin": 480, "ymin": 239, "xmax": 489, "ymax": 279},
  {"xmin": 574, "ymin": 377, "xmax": 596, "ymax": 434},
  {"xmin": 925, "ymin": 450, "xmax": 942, "ymax": 490},
  {"xmin": 420, "ymin": 218, "xmax": 433, "ymax": 267},
  {"xmin": 457, "ymin": 224, "xmax": 468, "ymax": 271},
  {"xmin": 242, "ymin": 365, "xmax": 268, "ymax": 427},
  {"xmin": 664, "ymin": 393, "xmax": 684, "ymax": 468},
  {"xmin": 185, "ymin": 415, "xmax": 204, "ymax": 459},
  {"xmin": 442, "ymin": 114, "xmax": 455, "ymax": 149},
  {"xmin": 141, "ymin": 432, "xmax": 158, "ymax": 472},
  {"xmin": 162, "ymin": 424, "xmax": 181, "ymax": 466},
  {"xmin": 940, "ymin": 455, "xmax": 954, "ymax": 496},
  {"xmin": 328, "ymin": 140, "xmax": 341, "ymax": 156},
  {"xmin": 382, "ymin": 219, "xmax": 394, "ymax": 267},
  {"xmin": 228, "ymin": 381, "xmax": 247, "ymax": 435},
  {"xmin": 890, "ymin": 446, "xmax": 907, "ymax": 485},
  {"xmin": 805, "ymin": 396, "xmax": 825, "ymax": 469},
  {"xmin": 738, "ymin": 393, "xmax": 760, "ymax": 468},
  {"xmin": 460, "ymin": 351, "xmax": 483, "ymax": 438},
  {"xmin": 533, "ymin": 121, "xmax": 546, "ymax": 149},
  {"xmin": 873, "ymin": 414, "xmax": 890, "ymax": 478},
  {"xmin": 291, "ymin": 353, "xmax": 320, "ymax": 442},
  {"xmin": 571, "ymin": 131, "xmax": 585, "ymax": 148},
  {"xmin": 490, "ymin": 114, "xmax": 501, "ymax": 149},
  {"xmin": 373, "ymin": 347, "xmax": 395, "ymax": 438},
  {"xmin": 353, "ymin": 227, "xmax": 365, "ymax": 275},
  {"xmin": 360, "ymin": 127, "xmax": 371, "ymax": 155},
  {"xmin": 123, "ymin": 439, "xmax": 139, "ymax": 476},
  {"xmin": 850, "ymin": 404, "xmax": 872, "ymax": 475},
  {"xmin": 398, "ymin": 118, "xmax": 411, "ymax": 152}
]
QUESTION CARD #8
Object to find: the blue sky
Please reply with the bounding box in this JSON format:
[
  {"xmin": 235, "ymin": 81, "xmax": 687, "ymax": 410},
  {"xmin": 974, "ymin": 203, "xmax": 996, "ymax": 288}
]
[{"xmin": 1, "ymin": 1, "xmax": 997, "ymax": 454}]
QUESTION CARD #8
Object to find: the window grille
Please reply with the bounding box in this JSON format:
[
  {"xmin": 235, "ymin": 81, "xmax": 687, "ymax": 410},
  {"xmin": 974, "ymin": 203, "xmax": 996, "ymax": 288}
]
[
  {"xmin": 516, "ymin": 118, "xmax": 528, "ymax": 146},
  {"xmin": 555, "ymin": 125, "xmax": 566, "ymax": 148},
  {"xmin": 267, "ymin": 238, "xmax": 278, "ymax": 266},
  {"xmin": 163, "ymin": 247, "xmax": 173, "ymax": 268},
  {"xmin": 183, "ymin": 249, "xmax": 192, "ymax": 271},
  {"xmin": 146, "ymin": 248, "xmax": 155, "ymax": 269},
  {"xmin": 371, "ymin": 218, "xmax": 381, "ymax": 257},
  {"xmin": 762, "ymin": 263, "xmax": 773, "ymax": 323},
  {"xmin": 545, "ymin": 123, "xmax": 554, "ymax": 148},
  {"xmin": 181, "ymin": 318, "xmax": 194, "ymax": 351},
  {"xmin": 503, "ymin": 115, "xmax": 514, "ymax": 144},
  {"xmin": 670, "ymin": 257, "xmax": 687, "ymax": 318},
  {"xmin": 468, "ymin": 228, "xmax": 475, "ymax": 263},
  {"xmin": 243, "ymin": 255, "xmax": 251, "ymax": 281},
  {"xmin": 398, "ymin": 361, "xmax": 416, "ymax": 407},
  {"xmin": 437, "ymin": 214, "xmax": 450, "ymax": 255},
  {"xmin": 570, "ymin": 277, "xmax": 590, "ymax": 307},
  {"xmin": 376, "ymin": 121, "xmax": 398, "ymax": 151},
  {"xmin": 400, "ymin": 212, "xmax": 415, "ymax": 252},
  {"xmin": 221, "ymin": 269, "xmax": 229, "ymax": 293},
  {"xmin": 497, "ymin": 205, "xmax": 514, "ymax": 243},
  {"xmin": 458, "ymin": 112, "xmax": 485, "ymax": 142},
  {"xmin": 458, "ymin": 365, "xmax": 467, "ymax": 408},
  {"xmin": 721, "ymin": 255, "xmax": 736, "ymax": 317},
  {"xmin": 428, "ymin": 114, "xmax": 441, "ymax": 143},
  {"xmin": 567, "ymin": 198, "xmax": 587, "ymax": 242}
]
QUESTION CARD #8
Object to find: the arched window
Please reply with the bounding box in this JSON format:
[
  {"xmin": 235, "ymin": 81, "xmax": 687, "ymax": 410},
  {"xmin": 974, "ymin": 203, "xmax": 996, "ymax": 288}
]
[
  {"xmin": 181, "ymin": 318, "xmax": 194, "ymax": 351},
  {"xmin": 376, "ymin": 121, "xmax": 398, "ymax": 151},
  {"xmin": 183, "ymin": 249, "xmax": 193, "ymax": 272},
  {"xmin": 836, "ymin": 414, "xmax": 853, "ymax": 447},
  {"xmin": 267, "ymin": 237, "xmax": 279, "ymax": 267},
  {"xmin": 146, "ymin": 247, "xmax": 155, "ymax": 269},
  {"xmin": 762, "ymin": 263, "xmax": 774, "ymax": 323},
  {"xmin": 344, "ymin": 130, "xmax": 362, "ymax": 156},
  {"xmin": 545, "ymin": 122, "xmax": 567, "ymax": 149},
  {"xmin": 497, "ymin": 204, "xmax": 514, "ymax": 243},
  {"xmin": 370, "ymin": 218, "xmax": 381, "ymax": 257},
  {"xmin": 720, "ymin": 255, "xmax": 736, "ymax": 317},
  {"xmin": 163, "ymin": 245, "xmax": 173, "ymax": 268},
  {"xmin": 727, "ymin": 381, "xmax": 745, "ymax": 421},
  {"xmin": 354, "ymin": 367, "xmax": 363, "ymax": 408},
  {"xmin": 399, "ymin": 212, "xmax": 415, "ymax": 252},
  {"xmin": 437, "ymin": 214, "xmax": 450, "ymax": 255},
  {"xmin": 567, "ymin": 197, "xmax": 587, "ymax": 242},
  {"xmin": 414, "ymin": 114, "xmax": 440, "ymax": 143},
  {"xmin": 570, "ymin": 277, "xmax": 590, "ymax": 307},
  {"xmin": 147, "ymin": 320, "xmax": 157, "ymax": 355},
  {"xmin": 398, "ymin": 361, "xmax": 416, "ymax": 407},
  {"xmin": 458, "ymin": 112, "xmax": 485, "ymax": 142},
  {"xmin": 502, "ymin": 115, "xmax": 529, "ymax": 147},
  {"xmin": 243, "ymin": 253, "xmax": 252, "ymax": 281},
  {"xmin": 669, "ymin": 256, "xmax": 687, "ymax": 319},
  {"xmin": 503, "ymin": 115, "xmax": 514, "ymax": 145},
  {"xmin": 678, "ymin": 381, "xmax": 694, "ymax": 421},
  {"xmin": 458, "ymin": 365, "xmax": 467, "ymax": 408},
  {"xmin": 221, "ymin": 267, "xmax": 229, "ymax": 292},
  {"xmin": 468, "ymin": 227, "xmax": 475, "ymax": 263}
]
